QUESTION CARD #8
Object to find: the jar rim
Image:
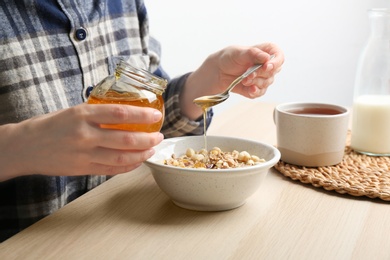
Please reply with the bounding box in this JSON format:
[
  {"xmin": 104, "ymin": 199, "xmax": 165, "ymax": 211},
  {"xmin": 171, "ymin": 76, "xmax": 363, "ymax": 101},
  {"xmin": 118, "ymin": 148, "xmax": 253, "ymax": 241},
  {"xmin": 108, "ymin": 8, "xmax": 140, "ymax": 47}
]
[{"xmin": 116, "ymin": 60, "xmax": 168, "ymax": 95}]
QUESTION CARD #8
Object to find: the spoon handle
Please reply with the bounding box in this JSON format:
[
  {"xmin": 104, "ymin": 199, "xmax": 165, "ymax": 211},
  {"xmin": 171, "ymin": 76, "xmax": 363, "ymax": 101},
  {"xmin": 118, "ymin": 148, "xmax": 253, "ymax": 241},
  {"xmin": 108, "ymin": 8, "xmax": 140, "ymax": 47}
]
[
  {"xmin": 225, "ymin": 54, "xmax": 275, "ymax": 94},
  {"xmin": 241, "ymin": 63, "xmax": 264, "ymax": 79}
]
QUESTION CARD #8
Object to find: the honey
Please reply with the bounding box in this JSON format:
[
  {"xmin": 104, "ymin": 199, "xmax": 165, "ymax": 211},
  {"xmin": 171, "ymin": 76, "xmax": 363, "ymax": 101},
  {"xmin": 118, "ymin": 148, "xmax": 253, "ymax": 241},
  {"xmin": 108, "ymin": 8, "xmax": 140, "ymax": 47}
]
[
  {"xmin": 195, "ymin": 103, "xmax": 213, "ymax": 151},
  {"xmin": 87, "ymin": 90, "xmax": 164, "ymax": 132},
  {"xmin": 87, "ymin": 59, "xmax": 167, "ymax": 133}
]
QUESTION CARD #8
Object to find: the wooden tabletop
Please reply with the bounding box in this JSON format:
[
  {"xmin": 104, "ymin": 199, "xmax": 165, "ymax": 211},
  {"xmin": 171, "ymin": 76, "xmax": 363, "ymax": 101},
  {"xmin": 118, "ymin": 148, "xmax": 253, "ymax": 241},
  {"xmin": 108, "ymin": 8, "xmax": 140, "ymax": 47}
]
[{"xmin": 1, "ymin": 101, "xmax": 390, "ymax": 260}]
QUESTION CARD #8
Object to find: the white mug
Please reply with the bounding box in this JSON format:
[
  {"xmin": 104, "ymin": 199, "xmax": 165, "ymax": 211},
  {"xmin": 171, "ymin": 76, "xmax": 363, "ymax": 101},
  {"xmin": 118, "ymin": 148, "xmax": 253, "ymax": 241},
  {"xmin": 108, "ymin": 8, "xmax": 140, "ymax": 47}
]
[{"xmin": 274, "ymin": 102, "xmax": 350, "ymax": 167}]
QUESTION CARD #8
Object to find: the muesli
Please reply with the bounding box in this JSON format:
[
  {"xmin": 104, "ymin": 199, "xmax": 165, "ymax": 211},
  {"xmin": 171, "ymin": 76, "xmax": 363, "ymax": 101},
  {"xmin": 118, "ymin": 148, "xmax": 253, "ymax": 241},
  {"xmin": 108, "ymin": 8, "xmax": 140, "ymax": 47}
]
[{"xmin": 164, "ymin": 147, "xmax": 265, "ymax": 169}]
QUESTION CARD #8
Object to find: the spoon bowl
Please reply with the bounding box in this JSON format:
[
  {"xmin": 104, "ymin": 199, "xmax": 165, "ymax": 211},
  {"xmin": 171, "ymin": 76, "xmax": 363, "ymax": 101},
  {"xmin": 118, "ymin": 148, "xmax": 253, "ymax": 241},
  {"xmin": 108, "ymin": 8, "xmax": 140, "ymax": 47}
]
[{"xmin": 192, "ymin": 94, "xmax": 229, "ymax": 107}]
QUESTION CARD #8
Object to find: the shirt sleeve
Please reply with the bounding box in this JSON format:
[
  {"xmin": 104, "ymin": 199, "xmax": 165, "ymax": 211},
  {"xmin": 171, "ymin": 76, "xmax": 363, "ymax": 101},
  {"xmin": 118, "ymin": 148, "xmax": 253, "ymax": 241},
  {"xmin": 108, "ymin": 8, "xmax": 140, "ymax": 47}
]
[
  {"xmin": 161, "ymin": 73, "xmax": 214, "ymax": 138},
  {"xmin": 147, "ymin": 36, "xmax": 214, "ymax": 138}
]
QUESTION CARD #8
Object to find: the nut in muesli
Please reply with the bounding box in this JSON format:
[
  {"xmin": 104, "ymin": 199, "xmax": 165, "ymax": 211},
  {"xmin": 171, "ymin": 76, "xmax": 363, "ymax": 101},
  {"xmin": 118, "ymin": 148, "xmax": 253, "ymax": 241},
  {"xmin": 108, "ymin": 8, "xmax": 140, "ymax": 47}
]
[{"xmin": 164, "ymin": 147, "xmax": 266, "ymax": 169}]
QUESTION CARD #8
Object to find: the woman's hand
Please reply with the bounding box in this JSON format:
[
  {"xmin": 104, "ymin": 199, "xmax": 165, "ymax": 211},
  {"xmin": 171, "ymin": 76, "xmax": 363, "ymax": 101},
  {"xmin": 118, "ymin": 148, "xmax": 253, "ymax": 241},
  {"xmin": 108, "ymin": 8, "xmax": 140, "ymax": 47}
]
[
  {"xmin": 180, "ymin": 43, "xmax": 284, "ymax": 119},
  {"xmin": 0, "ymin": 104, "xmax": 164, "ymax": 181},
  {"xmin": 211, "ymin": 42, "xmax": 284, "ymax": 98}
]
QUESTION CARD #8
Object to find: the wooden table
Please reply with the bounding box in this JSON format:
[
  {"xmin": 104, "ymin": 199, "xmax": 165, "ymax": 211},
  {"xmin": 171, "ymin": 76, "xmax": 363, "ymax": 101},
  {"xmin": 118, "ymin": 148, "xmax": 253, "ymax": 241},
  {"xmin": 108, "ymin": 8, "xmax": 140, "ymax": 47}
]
[{"xmin": 1, "ymin": 101, "xmax": 390, "ymax": 259}]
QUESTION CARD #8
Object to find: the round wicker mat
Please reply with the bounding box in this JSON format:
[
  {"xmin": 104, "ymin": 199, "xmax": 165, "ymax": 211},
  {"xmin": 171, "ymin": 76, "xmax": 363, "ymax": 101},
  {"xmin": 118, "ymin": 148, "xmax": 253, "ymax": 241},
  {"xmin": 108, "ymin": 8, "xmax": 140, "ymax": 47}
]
[{"xmin": 274, "ymin": 133, "xmax": 390, "ymax": 201}]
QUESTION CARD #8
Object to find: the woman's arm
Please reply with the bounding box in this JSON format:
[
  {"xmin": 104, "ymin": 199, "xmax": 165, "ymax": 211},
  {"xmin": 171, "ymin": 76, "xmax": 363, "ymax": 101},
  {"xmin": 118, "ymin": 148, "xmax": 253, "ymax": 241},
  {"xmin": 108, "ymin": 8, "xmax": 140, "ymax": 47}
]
[{"xmin": 0, "ymin": 104, "xmax": 164, "ymax": 182}]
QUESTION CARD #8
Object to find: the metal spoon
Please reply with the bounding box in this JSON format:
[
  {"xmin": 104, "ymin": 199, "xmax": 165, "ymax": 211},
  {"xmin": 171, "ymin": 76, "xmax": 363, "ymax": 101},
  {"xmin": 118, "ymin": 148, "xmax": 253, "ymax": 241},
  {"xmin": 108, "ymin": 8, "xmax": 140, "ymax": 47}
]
[{"xmin": 193, "ymin": 55, "xmax": 274, "ymax": 109}]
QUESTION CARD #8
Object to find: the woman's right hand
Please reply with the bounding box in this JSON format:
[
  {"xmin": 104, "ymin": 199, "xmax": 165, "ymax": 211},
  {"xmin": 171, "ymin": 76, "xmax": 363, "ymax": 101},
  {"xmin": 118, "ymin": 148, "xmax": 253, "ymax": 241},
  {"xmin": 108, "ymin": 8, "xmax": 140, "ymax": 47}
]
[{"xmin": 0, "ymin": 103, "xmax": 164, "ymax": 181}]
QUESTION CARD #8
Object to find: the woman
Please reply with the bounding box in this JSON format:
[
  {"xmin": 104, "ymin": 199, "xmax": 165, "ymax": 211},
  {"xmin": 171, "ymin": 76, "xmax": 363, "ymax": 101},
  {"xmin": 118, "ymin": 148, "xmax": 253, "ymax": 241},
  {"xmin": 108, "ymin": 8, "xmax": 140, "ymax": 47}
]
[{"xmin": 0, "ymin": 0, "xmax": 284, "ymax": 241}]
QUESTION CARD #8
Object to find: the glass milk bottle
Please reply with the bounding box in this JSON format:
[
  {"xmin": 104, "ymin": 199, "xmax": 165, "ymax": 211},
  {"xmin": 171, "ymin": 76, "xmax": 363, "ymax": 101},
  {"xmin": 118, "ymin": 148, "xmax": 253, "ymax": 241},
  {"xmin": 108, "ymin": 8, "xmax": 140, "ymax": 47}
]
[
  {"xmin": 87, "ymin": 60, "xmax": 167, "ymax": 132},
  {"xmin": 351, "ymin": 8, "xmax": 390, "ymax": 156}
]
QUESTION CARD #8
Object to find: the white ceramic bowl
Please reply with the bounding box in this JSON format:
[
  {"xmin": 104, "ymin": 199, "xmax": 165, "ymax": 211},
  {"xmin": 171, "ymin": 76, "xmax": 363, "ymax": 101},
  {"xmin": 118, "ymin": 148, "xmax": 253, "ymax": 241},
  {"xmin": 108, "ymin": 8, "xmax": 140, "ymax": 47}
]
[{"xmin": 144, "ymin": 136, "xmax": 281, "ymax": 211}]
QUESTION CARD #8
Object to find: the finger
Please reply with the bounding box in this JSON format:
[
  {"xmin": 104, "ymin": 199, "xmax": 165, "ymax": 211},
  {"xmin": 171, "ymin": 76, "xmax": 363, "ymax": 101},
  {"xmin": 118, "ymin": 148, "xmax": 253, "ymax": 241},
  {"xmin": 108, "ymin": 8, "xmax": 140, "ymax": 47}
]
[
  {"xmin": 88, "ymin": 162, "xmax": 143, "ymax": 176},
  {"xmin": 261, "ymin": 56, "xmax": 283, "ymax": 75},
  {"xmin": 239, "ymin": 49, "xmax": 270, "ymax": 70},
  {"xmin": 252, "ymin": 44, "xmax": 284, "ymax": 71},
  {"xmin": 251, "ymin": 76, "xmax": 275, "ymax": 90},
  {"xmin": 82, "ymin": 104, "xmax": 163, "ymax": 126},
  {"xmin": 234, "ymin": 77, "xmax": 274, "ymax": 98},
  {"xmin": 247, "ymin": 86, "xmax": 268, "ymax": 98},
  {"xmin": 239, "ymin": 85, "xmax": 268, "ymax": 99},
  {"xmin": 241, "ymin": 73, "xmax": 275, "ymax": 87},
  {"xmin": 90, "ymin": 147, "xmax": 155, "ymax": 166},
  {"xmin": 249, "ymin": 55, "xmax": 282, "ymax": 79},
  {"xmin": 254, "ymin": 42, "xmax": 284, "ymax": 59},
  {"xmin": 96, "ymin": 130, "xmax": 164, "ymax": 150}
]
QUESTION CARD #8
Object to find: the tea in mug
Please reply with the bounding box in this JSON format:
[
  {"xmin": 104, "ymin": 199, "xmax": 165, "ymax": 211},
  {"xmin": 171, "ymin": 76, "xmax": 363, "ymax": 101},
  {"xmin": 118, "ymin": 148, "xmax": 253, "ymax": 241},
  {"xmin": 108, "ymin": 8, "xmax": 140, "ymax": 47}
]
[{"xmin": 287, "ymin": 107, "xmax": 341, "ymax": 116}]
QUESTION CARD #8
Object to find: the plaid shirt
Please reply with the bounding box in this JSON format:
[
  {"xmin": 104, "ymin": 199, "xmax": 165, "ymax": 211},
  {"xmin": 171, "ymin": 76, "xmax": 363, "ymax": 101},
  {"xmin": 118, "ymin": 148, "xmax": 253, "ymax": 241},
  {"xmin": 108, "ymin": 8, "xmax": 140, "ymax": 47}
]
[{"xmin": 0, "ymin": 0, "xmax": 212, "ymax": 242}]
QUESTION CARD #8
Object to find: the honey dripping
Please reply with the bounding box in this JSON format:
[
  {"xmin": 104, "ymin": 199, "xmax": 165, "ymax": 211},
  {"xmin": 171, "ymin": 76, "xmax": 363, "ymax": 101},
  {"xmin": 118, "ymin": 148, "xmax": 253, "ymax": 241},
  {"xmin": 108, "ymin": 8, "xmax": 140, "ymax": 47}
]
[
  {"xmin": 197, "ymin": 102, "xmax": 216, "ymax": 151},
  {"xmin": 88, "ymin": 89, "xmax": 164, "ymax": 132}
]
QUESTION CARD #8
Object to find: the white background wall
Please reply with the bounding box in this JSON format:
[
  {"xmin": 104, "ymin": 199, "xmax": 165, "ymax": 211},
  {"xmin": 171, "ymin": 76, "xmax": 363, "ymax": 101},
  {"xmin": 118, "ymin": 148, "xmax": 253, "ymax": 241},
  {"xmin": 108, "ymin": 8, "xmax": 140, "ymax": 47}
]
[{"xmin": 146, "ymin": 0, "xmax": 390, "ymax": 115}]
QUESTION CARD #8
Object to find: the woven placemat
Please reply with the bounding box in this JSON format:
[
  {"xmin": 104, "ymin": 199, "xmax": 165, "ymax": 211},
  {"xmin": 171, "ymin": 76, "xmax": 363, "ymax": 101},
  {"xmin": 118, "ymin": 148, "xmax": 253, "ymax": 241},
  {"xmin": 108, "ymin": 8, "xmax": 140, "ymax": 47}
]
[{"xmin": 274, "ymin": 133, "xmax": 390, "ymax": 201}]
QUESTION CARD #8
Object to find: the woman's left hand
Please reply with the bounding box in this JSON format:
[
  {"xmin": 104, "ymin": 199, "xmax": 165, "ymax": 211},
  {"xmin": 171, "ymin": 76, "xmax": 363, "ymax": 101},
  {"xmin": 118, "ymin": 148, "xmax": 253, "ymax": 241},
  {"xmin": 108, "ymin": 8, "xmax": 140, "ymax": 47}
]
[
  {"xmin": 213, "ymin": 43, "xmax": 284, "ymax": 99},
  {"xmin": 180, "ymin": 42, "xmax": 284, "ymax": 120}
]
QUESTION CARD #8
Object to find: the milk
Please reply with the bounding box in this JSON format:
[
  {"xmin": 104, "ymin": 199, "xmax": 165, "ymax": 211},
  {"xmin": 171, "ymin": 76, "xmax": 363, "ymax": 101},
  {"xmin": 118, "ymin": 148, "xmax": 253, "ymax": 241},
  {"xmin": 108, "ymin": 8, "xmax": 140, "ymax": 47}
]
[{"xmin": 351, "ymin": 95, "xmax": 390, "ymax": 155}]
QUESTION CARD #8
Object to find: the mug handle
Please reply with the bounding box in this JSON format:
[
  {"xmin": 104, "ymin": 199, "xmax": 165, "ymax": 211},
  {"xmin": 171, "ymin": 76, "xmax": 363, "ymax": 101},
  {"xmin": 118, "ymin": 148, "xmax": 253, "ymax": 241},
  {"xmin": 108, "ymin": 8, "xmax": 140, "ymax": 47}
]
[{"xmin": 273, "ymin": 107, "xmax": 277, "ymax": 124}]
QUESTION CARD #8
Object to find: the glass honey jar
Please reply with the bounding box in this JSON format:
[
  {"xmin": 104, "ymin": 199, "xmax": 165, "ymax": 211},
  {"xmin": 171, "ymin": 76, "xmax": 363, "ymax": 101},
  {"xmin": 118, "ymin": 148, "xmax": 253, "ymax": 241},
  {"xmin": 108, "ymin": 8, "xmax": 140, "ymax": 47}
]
[{"xmin": 87, "ymin": 60, "xmax": 168, "ymax": 132}]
